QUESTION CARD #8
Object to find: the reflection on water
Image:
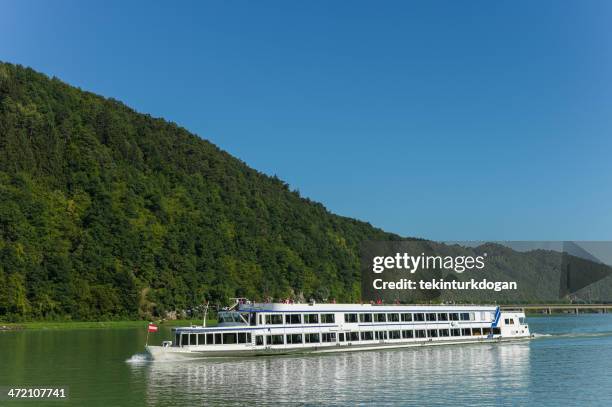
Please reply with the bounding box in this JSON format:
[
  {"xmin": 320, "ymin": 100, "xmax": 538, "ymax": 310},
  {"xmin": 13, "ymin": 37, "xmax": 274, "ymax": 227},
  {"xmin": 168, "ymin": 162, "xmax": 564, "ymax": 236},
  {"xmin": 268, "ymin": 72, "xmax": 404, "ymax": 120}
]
[{"xmin": 131, "ymin": 343, "xmax": 530, "ymax": 406}]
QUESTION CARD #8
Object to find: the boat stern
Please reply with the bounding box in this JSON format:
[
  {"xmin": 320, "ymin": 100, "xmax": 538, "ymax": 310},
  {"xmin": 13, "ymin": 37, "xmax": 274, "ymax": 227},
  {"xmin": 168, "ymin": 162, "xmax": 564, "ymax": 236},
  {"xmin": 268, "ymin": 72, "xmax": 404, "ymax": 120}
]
[
  {"xmin": 144, "ymin": 345, "xmax": 166, "ymax": 360},
  {"xmin": 145, "ymin": 343, "xmax": 212, "ymax": 361}
]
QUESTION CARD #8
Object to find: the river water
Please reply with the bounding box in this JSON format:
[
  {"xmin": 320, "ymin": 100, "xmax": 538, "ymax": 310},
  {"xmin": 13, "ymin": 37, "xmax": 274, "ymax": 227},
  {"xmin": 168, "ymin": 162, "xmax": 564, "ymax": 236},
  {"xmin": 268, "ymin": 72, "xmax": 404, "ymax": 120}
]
[{"xmin": 1, "ymin": 314, "xmax": 611, "ymax": 406}]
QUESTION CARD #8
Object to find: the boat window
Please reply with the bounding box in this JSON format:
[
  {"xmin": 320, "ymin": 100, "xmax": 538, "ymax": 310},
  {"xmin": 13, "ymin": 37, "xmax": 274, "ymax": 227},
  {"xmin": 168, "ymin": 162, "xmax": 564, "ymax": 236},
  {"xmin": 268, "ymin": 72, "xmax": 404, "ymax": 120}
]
[
  {"xmin": 449, "ymin": 313, "xmax": 460, "ymax": 321},
  {"xmin": 322, "ymin": 333, "xmax": 336, "ymax": 342},
  {"xmin": 437, "ymin": 313, "xmax": 448, "ymax": 321},
  {"xmin": 401, "ymin": 313, "xmax": 412, "ymax": 322},
  {"xmin": 238, "ymin": 332, "xmax": 247, "ymax": 344},
  {"xmin": 460, "ymin": 312, "xmax": 471, "ymax": 321},
  {"xmin": 348, "ymin": 332, "xmax": 360, "ymax": 341},
  {"xmin": 492, "ymin": 327, "xmax": 501, "ymax": 335},
  {"xmin": 286, "ymin": 334, "xmax": 303, "ymax": 344},
  {"xmin": 266, "ymin": 335, "xmax": 284, "ymax": 345},
  {"xmin": 374, "ymin": 313, "xmax": 387, "ymax": 323},
  {"xmin": 321, "ymin": 314, "xmax": 335, "ymax": 323},
  {"xmin": 219, "ymin": 312, "xmax": 243, "ymax": 324},
  {"xmin": 389, "ymin": 330, "xmax": 401, "ymax": 339},
  {"xmin": 387, "ymin": 313, "xmax": 400, "ymax": 322},
  {"xmin": 482, "ymin": 328, "xmax": 491, "ymax": 336},
  {"xmin": 175, "ymin": 333, "xmax": 181, "ymax": 346},
  {"xmin": 214, "ymin": 333, "xmax": 222, "ymax": 344},
  {"xmin": 206, "ymin": 333, "xmax": 214, "ymax": 344},
  {"xmin": 305, "ymin": 333, "xmax": 320, "ymax": 343},
  {"xmin": 190, "ymin": 333, "xmax": 197, "ymax": 345},
  {"xmin": 360, "ymin": 331, "xmax": 374, "ymax": 341},
  {"xmin": 359, "ymin": 313, "xmax": 372, "ymax": 323},
  {"xmin": 339, "ymin": 333, "xmax": 345, "ymax": 342},
  {"xmin": 265, "ymin": 314, "xmax": 283, "ymax": 325},
  {"xmin": 451, "ymin": 329, "xmax": 461, "ymax": 337},
  {"xmin": 285, "ymin": 314, "xmax": 302, "ymax": 324},
  {"xmin": 402, "ymin": 330, "xmax": 413, "ymax": 339},
  {"xmin": 472, "ymin": 328, "xmax": 482, "ymax": 336},
  {"xmin": 304, "ymin": 314, "xmax": 319, "ymax": 324},
  {"xmin": 427, "ymin": 329, "xmax": 438, "ymax": 338},
  {"xmin": 198, "ymin": 333, "xmax": 206, "ymax": 345},
  {"xmin": 375, "ymin": 331, "xmax": 387, "ymax": 340},
  {"xmin": 344, "ymin": 313, "xmax": 358, "ymax": 323},
  {"xmin": 439, "ymin": 329, "xmax": 450, "ymax": 337},
  {"xmin": 223, "ymin": 333, "xmax": 237, "ymax": 344},
  {"xmin": 181, "ymin": 334, "xmax": 189, "ymax": 346},
  {"xmin": 258, "ymin": 315, "xmax": 263, "ymax": 325},
  {"xmin": 415, "ymin": 329, "xmax": 426, "ymax": 338},
  {"xmin": 250, "ymin": 313, "xmax": 257, "ymax": 326},
  {"xmin": 414, "ymin": 313, "xmax": 425, "ymax": 322},
  {"xmin": 461, "ymin": 328, "xmax": 471, "ymax": 336},
  {"xmin": 426, "ymin": 313, "xmax": 437, "ymax": 321},
  {"xmin": 519, "ymin": 317, "xmax": 526, "ymax": 325},
  {"xmin": 256, "ymin": 335, "xmax": 264, "ymax": 346}
]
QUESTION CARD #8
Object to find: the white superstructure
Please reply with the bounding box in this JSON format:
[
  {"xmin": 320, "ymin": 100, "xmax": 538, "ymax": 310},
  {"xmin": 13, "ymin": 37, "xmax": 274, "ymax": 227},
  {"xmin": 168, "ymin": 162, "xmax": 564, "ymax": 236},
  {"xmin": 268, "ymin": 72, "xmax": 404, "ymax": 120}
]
[{"xmin": 145, "ymin": 301, "xmax": 531, "ymax": 360}]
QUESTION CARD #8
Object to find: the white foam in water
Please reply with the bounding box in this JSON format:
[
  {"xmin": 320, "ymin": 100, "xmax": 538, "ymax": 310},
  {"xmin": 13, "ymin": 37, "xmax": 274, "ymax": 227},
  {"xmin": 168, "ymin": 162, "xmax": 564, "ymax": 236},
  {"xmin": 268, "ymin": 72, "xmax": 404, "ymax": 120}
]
[
  {"xmin": 557, "ymin": 331, "xmax": 612, "ymax": 339},
  {"xmin": 126, "ymin": 353, "xmax": 151, "ymax": 364},
  {"xmin": 532, "ymin": 331, "xmax": 612, "ymax": 339}
]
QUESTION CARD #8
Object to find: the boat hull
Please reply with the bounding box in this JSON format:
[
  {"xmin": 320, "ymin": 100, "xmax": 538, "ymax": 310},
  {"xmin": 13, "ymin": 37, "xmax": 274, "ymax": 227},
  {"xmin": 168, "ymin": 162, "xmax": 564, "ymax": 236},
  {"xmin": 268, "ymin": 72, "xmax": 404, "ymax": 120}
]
[{"xmin": 145, "ymin": 335, "xmax": 532, "ymax": 361}]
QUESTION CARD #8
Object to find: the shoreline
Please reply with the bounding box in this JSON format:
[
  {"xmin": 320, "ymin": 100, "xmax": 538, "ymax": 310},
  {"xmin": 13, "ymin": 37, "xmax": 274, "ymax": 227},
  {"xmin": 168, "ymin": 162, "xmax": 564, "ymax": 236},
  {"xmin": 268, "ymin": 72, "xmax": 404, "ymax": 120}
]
[
  {"xmin": 0, "ymin": 320, "xmax": 218, "ymax": 331},
  {"xmin": 2, "ymin": 313, "xmax": 611, "ymax": 331}
]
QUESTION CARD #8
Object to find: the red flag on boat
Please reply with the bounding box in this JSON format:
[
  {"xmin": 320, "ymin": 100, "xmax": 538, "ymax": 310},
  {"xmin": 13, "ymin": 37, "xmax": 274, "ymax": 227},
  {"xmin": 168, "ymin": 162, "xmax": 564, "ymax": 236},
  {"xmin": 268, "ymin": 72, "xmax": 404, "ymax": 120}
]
[{"xmin": 147, "ymin": 323, "xmax": 158, "ymax": 333}]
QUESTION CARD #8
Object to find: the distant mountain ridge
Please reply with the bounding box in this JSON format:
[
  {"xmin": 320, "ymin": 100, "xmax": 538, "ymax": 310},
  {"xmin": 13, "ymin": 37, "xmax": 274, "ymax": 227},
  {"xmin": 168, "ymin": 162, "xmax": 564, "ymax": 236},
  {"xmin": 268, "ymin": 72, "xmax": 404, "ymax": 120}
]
[
  {"xmin": 0, "ymin": 62, "xmax": 400, "ymax": 320},
  {"xmin": 361, "ymin": 241, "xmax": 612, "ymax": 304}
]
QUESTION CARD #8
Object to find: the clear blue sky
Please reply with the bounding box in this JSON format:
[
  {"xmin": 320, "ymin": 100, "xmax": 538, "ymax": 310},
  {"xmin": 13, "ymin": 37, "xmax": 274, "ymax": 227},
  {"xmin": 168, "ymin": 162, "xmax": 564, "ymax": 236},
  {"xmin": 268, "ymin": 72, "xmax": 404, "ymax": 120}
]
[{"xmin": 2, "ymin": 1, "xmax": 612, "ymax": 241}]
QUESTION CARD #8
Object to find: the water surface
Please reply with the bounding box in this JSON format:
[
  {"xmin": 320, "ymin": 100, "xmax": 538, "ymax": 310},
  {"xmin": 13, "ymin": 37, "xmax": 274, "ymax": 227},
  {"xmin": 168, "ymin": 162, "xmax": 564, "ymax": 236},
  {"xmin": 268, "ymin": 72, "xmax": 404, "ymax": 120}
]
[{"xmin": 1, "ymin": 314, "xmax": 611, "ymax": 406}]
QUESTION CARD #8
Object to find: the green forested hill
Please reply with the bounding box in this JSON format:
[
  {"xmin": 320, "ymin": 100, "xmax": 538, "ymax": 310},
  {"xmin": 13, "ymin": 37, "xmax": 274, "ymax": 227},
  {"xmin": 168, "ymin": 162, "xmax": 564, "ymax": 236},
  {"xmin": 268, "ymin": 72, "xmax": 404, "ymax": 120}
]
[{"xmin": 0, "ymin": 62, "xmax": 399, "ymax": 321}]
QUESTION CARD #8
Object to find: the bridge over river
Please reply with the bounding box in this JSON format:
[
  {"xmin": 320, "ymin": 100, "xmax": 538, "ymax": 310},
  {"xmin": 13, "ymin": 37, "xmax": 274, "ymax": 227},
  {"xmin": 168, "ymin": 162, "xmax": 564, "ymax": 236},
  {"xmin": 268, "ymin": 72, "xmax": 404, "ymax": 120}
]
[{"xmin": 501, "ymin": 304, "xmax": 612, "ymax": 314}]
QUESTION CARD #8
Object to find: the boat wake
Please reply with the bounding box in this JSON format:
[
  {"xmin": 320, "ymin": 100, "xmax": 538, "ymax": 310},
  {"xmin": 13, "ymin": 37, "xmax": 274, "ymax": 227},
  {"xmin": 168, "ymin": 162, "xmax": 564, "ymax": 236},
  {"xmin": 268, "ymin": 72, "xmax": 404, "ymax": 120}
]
[
  {"xmin": 532, "ymin": 331, "xmax": 612, "ymax": 340},
  {"xmin": 126, "ymin": 353, "xmax": 152, "ymax": 364}
]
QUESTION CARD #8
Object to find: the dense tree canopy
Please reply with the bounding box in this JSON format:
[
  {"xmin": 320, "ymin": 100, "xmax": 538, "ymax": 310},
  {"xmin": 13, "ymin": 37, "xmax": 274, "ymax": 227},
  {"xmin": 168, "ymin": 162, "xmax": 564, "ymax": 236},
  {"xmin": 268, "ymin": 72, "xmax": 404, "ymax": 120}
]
[{"xmin": 0, "ymin": 62, "xmax": 400, "ymax": 321}]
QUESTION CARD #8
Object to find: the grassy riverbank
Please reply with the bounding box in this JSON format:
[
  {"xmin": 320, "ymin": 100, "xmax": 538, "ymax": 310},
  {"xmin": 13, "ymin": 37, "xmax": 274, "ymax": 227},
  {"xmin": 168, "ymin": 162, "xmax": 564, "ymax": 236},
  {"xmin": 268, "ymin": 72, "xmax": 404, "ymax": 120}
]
[{"xmin": 0, "ymin": 320, "xmax": 218, "ymax": 331}]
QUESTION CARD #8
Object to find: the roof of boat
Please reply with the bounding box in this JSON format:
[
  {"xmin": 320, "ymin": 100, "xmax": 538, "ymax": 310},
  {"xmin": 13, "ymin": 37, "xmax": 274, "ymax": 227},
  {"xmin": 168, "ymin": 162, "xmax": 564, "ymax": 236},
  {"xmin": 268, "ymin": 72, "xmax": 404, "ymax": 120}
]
[{"xmin": 236, "ymin": 302, "xmax": 497, "ymax": 312}]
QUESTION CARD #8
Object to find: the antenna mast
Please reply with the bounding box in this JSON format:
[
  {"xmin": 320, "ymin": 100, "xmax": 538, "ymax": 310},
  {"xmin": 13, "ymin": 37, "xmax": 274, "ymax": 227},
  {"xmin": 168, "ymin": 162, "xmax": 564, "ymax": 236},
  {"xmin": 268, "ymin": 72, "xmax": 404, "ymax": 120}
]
[{"xmin": 203, "ymin": 301, "xmax": 209, "ymax": 327}]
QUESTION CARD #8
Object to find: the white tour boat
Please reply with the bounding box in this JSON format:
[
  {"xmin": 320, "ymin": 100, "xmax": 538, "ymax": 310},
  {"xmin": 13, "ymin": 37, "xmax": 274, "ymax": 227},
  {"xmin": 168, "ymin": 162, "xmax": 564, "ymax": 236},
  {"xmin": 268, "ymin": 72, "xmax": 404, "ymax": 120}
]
[{"xmin": 145, "ymin": 300, "xmax": 531, "ymax": 360}]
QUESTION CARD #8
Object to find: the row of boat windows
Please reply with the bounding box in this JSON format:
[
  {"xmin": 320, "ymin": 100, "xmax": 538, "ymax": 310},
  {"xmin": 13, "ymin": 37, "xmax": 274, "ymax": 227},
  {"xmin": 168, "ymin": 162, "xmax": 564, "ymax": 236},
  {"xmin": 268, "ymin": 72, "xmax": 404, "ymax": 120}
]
[
  {"xmin": 264, "ymin": 314, "xmax": 335, "ymax": 325},
  {"xmin": 177, "ymin": 327, "xmax": 503, "ymax": 347},
  {"xmin": 504, "ymin": 317, "xmax": 526, "ymax": 325},
  {"xmin": 178, "ymin": 332, "xmax": 252, "ymax": 346},
  {"xmin": 346, "ymin": 312, "xmax": 476, "ymax": 323},
  {"xmin": 255, "ymin": 327, "xmax": 502, "ymax": 346},
  {"xmin": 261, "ymin": 312, "xmax": 477, "ymax": 325},
  {"xmin": 257, "ymin": 332, "xmax": 338, "ymax": 346}
]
